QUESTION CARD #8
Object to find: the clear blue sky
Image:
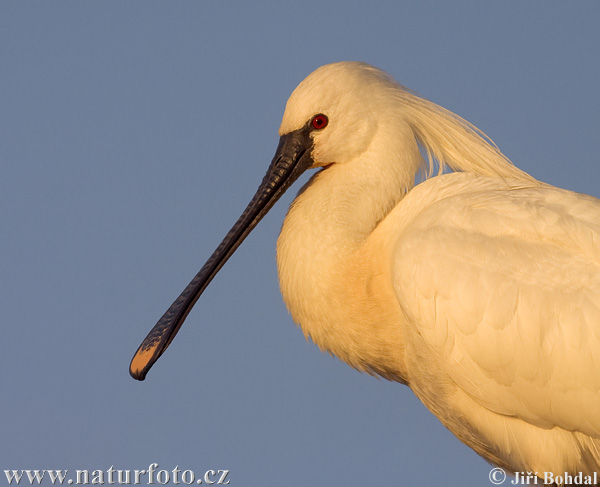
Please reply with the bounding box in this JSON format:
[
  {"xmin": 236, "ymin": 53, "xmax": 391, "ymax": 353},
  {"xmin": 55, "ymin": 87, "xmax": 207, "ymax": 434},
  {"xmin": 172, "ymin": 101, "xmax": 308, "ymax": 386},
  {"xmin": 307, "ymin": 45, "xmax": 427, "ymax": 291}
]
[{"xmin": 2, "ymin": 2, "xmax": 599, "ymax": 486}]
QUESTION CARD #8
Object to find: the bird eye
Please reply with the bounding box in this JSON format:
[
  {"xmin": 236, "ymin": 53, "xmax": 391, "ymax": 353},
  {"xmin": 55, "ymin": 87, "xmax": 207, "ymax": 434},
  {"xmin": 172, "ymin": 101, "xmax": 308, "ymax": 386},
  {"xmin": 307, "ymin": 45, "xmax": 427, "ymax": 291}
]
[{"xmin": 311, "ymin": 114, "xmax": 328, "ymax": 130}]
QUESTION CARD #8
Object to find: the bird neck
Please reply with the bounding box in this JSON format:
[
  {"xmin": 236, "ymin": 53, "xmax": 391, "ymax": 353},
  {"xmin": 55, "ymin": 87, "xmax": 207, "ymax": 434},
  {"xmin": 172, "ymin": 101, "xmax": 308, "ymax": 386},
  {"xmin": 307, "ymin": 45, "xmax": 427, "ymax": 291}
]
[
  {"xmin": 275, "ymin": 121, "xmax": 421, "ymax": 380},
  {"xmin": 291, "ymin": 118, "xmax": 423, "ymax": 243}
]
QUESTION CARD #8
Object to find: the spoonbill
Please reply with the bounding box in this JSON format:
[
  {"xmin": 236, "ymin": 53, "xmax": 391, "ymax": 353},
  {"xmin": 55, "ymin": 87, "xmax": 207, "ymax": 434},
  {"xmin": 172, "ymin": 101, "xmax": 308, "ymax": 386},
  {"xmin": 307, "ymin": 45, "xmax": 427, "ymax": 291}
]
[{"xmin": 130, "ymin": 62, "xmax": 600, "ymax": 479}]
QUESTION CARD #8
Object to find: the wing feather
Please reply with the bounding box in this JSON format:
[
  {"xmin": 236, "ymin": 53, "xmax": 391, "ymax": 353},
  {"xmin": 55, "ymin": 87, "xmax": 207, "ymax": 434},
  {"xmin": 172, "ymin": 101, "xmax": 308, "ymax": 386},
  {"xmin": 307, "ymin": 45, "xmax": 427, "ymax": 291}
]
[{"xmin": 393, "ymin": 174, "xmax": 600, "ymax": 437}]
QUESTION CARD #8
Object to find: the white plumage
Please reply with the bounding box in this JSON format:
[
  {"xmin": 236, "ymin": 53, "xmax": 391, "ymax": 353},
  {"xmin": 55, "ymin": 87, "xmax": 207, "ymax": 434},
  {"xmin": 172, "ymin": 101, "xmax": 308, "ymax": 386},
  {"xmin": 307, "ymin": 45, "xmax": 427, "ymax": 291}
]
[
  {"xmin": 131, "ymin": 61, "xmax": 600, "ymax": 480},
  {"xmin": 276, "ymin": 62, "xmax": 600, "ymax": 476}
]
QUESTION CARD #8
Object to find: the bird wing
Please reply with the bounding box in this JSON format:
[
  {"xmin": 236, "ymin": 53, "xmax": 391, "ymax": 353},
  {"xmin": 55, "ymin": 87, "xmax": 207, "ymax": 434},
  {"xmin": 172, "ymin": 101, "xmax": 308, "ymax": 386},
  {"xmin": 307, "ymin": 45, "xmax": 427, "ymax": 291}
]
[{"xmin": 392, "ymin": 173, "xmax": 600, "ymax": 437}]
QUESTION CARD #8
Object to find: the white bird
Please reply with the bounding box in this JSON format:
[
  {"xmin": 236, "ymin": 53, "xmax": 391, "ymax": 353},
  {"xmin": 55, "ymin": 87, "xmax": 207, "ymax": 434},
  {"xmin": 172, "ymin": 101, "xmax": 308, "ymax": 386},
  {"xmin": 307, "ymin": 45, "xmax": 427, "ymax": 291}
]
[{"xmin": 131, "ymin": 62, "xmax": 600, "ymax": 480}]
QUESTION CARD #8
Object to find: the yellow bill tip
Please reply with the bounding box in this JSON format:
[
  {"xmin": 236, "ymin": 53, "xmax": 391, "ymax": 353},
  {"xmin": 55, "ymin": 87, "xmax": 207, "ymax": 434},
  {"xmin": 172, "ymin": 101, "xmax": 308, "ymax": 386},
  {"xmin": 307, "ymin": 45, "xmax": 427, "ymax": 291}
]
[{"xmin": 129, "ymin": 342, "xmax": 161, "ymax": 381}]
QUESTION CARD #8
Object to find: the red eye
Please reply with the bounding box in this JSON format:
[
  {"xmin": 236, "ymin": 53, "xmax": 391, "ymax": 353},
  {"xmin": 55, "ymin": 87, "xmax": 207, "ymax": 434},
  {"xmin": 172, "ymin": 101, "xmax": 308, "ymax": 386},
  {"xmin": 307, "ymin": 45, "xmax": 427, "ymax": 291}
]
[{"xmin": 311, "ymin": 114, "xmax": 328, "ymax": 130}]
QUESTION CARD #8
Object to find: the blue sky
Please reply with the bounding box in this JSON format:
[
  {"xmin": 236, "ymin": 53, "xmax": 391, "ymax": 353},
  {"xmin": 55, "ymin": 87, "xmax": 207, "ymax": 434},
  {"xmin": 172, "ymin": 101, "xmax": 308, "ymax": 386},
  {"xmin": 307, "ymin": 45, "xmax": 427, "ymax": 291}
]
[{"xmin": 2, "ymin": 2, "xmax": 599, "ymax": 486}]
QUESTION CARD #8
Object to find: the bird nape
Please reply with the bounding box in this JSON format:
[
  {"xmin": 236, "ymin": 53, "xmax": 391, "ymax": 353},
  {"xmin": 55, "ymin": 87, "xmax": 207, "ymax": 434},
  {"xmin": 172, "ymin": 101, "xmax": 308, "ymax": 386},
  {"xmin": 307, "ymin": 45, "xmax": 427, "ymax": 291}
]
[{"xmin": 130, "ymin": 62, "xmax": 600, "ymax": 482}]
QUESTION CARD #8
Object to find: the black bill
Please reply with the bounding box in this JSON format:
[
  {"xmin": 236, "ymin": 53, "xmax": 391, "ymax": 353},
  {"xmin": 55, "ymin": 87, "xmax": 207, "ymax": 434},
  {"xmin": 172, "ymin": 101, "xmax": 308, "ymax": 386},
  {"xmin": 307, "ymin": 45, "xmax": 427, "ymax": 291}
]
[{"xmin": 130, "ymin": 125, "xmax": 314, "ymax": 380}]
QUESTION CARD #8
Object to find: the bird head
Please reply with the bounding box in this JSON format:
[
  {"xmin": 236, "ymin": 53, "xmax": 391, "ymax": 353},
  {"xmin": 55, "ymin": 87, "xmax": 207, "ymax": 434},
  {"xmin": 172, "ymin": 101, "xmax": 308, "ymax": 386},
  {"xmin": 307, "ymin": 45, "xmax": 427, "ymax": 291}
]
[{"xmin": 278, "ymin": 62, "xmax": 396, "ymax": 167}]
